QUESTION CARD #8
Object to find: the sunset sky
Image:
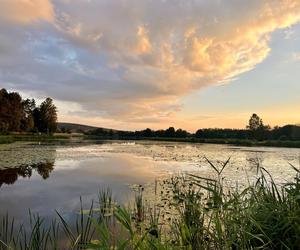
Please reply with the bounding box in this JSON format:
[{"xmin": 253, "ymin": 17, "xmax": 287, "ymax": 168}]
[{"xmin": 0, "ymin": 0, "xmax": 300, "ymax": 132}]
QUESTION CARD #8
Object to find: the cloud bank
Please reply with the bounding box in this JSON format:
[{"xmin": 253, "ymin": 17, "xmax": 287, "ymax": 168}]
[{"xmin": 0, "ymin": 0, "xmax": 300, "ymax": 127}]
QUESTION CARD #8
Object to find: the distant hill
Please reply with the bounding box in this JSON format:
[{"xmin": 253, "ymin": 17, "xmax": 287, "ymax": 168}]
[{"xmin": 57, "ymin": 122, "xmax": 103, "ymax": 133}]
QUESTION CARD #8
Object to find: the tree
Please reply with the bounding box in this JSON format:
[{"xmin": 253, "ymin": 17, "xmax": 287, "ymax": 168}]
[
  {"xmin": 175, "ymin": 128, "xmax": 188, "ymax": 138},
  {"xmin": 0, "ymin": 89, "xmax": 23, "ymax": 132},
  {"xmin": 39, "ymin": 98, "xmax": 57, "ymax": 134},
  {"xmin": 0, "ymin": 89, "xmax": 9, "ymax": 132},
  {"xmin": 247, "ymin": 114, "xmax": 263, "ymax": 131},
  {"xmin": 33, "ymin": 107, "xmax": 42, "ymax": 132},
  {"xmin": 141, "ymin": 128, "xmax": 153, "ymax": 137},
  {"xmin": 8, "ymin": 92, "xmax": 23, "ymax": 131},
  {"xmin": 165, "ymin": 127, "xmax": 176, "ymax": 137},
  {"xmin": 21, "ymin": 99, "xmax": 36, "ymax": 131},
  {"xmin": 0, "ymin": 89, "xmax": 58, "ymax": 134},
  {"xmin": 247, "ymin": 114, "xmax": 270, "ymax": 140}
]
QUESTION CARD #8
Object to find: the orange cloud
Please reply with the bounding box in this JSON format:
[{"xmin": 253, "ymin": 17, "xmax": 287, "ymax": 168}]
[
  {"xmin": 135, "ymin": 26, "xmax": 152, "ymax": 54},
  {"xmin": 181, "ymin": 0, "xmax": 300, "ymax": 84},
  {"xmin": 0, "ymin": 0, "xmax": 54, "ymax": 24}
]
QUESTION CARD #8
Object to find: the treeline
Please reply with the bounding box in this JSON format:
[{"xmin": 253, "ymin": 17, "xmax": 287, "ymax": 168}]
[
  {"xmin": 195, "ymin": 125, "xmax": 300, "ymax": 141},
  {"xmin": 87, "ymin": 114, "xmax": 300, "ymax": 141},
  {"xmin": 86, "ymin": 127, "xmax": 190, "ymax": 138},
  {"xmin": 195, "ymin": 113, "xmax": 300, "ymax": 140},
  {"xmin": 0, "ymin": 88, "xmax": 57, "ymax": 134}
]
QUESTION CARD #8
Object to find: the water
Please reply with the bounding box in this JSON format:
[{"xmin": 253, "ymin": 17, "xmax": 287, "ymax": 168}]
[{"xmin": 0, "ymin": 140, "xmax": 299, "ymax": 222}]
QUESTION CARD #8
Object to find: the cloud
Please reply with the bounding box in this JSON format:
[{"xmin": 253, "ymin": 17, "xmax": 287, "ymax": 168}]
[
  {"xmin": 0, "ymin": 0, "xmax": 300, "ymax": 128},
  {"xmin": 292, "ymin": 52, "xmax": 300, "ymax": 61},
  {"xmin": 0, "ymin": 0, "xmax": 54, "ymax": 24}
]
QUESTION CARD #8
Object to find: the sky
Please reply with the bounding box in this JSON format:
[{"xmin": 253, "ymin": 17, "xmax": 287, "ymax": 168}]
[{"xmin": 0, "ymin": 0, "xmax": 300, "ymax": 132}]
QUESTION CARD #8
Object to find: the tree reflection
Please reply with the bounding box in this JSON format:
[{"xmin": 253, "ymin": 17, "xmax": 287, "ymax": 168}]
[
  {"xmin": 0, "ymin": 162, "xmax": 55, "ymax": 188},
  {"xmin": 35, "ymin": 162, "xmax": 54, "ymax": 179}
]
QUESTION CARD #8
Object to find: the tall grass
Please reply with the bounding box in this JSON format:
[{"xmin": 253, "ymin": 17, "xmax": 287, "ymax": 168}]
[
  {"xmin": 0, "ymin": 212, "xmax": 59, "ymax": 250},
  {"xmin": 1, "ymin": 160, "xmax": 300, "ymax": 249}
]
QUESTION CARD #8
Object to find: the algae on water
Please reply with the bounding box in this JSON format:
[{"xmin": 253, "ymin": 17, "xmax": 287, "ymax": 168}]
[{"xmin": 0, "ymin": 142, "xmax": 57, "ymax": 169}]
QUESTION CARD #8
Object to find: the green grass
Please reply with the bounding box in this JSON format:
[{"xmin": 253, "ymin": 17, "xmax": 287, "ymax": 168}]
[
  {"xmin": 0, "ymin": 136, "xmax": 14, "ymax": 144},
  {"xmin": 0, "ymin": 134, "xmax": 76, "ymax": 145},
  {"xmin": 84, "ymin": 135, "xmax": 300, "ymax": 148},
  {"xmin": 1, "ymin": 161, "xmax": 300, "ymax": 249}
]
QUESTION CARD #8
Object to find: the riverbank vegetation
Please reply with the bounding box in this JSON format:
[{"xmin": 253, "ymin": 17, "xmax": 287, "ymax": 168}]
[
  {"xmin": 1, "ymin": 162, "xmax": 300, "ymax": 249},
  {"xmin": 0, "ymin": 88, "xmax": 57, "ymax": 135},
  {"xmin": 85, "ymin": 126, "xmax": 300, "ymax": 149},
  {"xmin": 85, "ymin": 114, "xmax": 300, "ymax": 142},
  {"xmin": 2, "ymin": 133, "xmax": 300, "ymax": 148},
  {"xmin": 0, "ymin": 134, "xmax": 75, "ymax": 145}
]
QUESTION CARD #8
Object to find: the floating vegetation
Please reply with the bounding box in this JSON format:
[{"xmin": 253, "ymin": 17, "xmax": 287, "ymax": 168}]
[{"xmin": 0, "ymin": 142, "xmax": 56, "ymax": 169}]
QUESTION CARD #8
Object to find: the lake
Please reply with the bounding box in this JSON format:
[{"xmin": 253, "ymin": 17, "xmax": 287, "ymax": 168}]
[{"xmin": 0, "ymin": 140, "xmax": 299, "ymax": 223}]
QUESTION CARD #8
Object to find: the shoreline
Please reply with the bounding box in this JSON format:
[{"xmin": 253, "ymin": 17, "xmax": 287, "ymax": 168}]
[
  {"xmin": 1, "ymin": 134, "xmax": 300, "ymax": 148},
  {"xmin": 84, "ymin": 135, "xmax": 300, "ymax": 148}
]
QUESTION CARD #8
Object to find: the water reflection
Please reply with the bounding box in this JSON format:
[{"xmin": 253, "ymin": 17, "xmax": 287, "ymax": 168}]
[
  {"xmin": 0, "ymin": 141, "xmax": 299, "ymax": 223},
  {"xmin": 0, "ymin": 162, "xmax": 55, "ymax": 187},
  {"xmin": 246, "ymin": 153, "xmax": 263, "ymax": 171}
]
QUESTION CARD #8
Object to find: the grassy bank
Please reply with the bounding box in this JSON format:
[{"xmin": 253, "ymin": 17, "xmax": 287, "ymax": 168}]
[
  {"xmin": 0, "ymin": 133, "xmax": 83, "ymax": 144},
  {"xmin": 85, "ymin": 135, "xmax": 300, "ymax": 148},
  {"xmin": 1, "ymin": 162, "xmax": 300, "ymax": 249},
  {"xmin": 2, "ymin": 133, "xmax": 300, "ymax": 148}
]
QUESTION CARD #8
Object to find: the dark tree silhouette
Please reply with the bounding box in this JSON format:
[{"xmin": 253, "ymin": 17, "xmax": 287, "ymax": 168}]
[
  {"xmin": 39, "ymin": 98, "xmax": 57, "ymax": 134},
  {"xmin": 247, "ymin": 113, "xmax": 270, "ymax": 140},
  {"xmin": 0, "ymin": 88, "xmax": 58, "ymax": 134},
  {"xmin": 0, "ymin": 89, "xmax": 23, "ymax": 131},
  {"xmin": 247, "ymin": 114, "xmax": 264, "ymax": 131},
  {"xmin": 165, "ymin": 127, "xmax": 176, "ymax": 137},
  {"xmin": 175, "ymin": 129, "xmax": 188, "ymax": 138},
  {"xmin": 21, "ymin": 98, "xmax": 36, "ymax": 131},
  {"xmin": 34, "ymin": 98, "xmax": 57, "ymax": 134}
]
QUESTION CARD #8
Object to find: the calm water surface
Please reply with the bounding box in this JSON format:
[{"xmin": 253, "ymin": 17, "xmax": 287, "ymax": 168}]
[{"xmin": 0, "ymin": 140, "xmax": 299, "ymax": 222}]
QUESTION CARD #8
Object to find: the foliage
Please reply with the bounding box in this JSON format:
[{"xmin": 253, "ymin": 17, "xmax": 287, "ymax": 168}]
[
  {"xmin": 195, "ymin": 128, "xmax": 249, "ymax": 139},
  {"xmin": 87, "ymin": 127, "xmax": 191, "ymax": 139},
  {"xmin": 36, "ymin": 98, "xmax": 57, "ymax": 134},
  {"xmin": 0, "ymin": 89, "xmax": 57, "ymax": 134},
  {"xmin": 0, "ymin": 89, "xmax": 23, "ymax": 132},
  {"xmin": 247, "ymin": 113, "xmax": 264, "ymax": 131},
  {"xmin": 246, "ymin": 113, "xmax": 270, "ymax": 140}
]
